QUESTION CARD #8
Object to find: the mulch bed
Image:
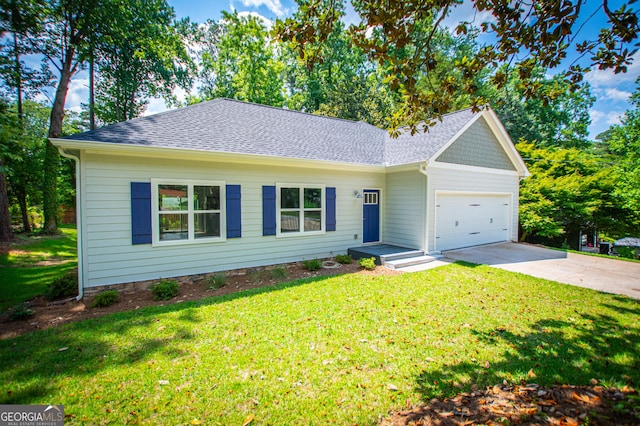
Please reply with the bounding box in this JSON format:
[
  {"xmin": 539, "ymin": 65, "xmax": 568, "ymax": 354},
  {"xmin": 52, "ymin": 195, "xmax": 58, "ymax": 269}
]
[{"xmin": 380, "ymin": 382, "xmax": 639, "ymax": 425}]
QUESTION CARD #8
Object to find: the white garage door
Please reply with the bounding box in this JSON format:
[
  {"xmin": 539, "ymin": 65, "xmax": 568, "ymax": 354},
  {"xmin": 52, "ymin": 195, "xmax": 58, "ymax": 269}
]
[{"xmin": 435, "ymin": 193, "xmax": 510, "ymax": 252}]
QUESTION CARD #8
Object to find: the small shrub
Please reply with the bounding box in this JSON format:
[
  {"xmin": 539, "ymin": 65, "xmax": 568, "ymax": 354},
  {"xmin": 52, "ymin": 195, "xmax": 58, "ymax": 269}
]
[
  {"xmin": 335, "ymin": 254, "xmax": 353, "ymax": 264},
  {"xmin": 208, "ymin": 274, "xmax": 227, "ymax": 290},
  {"xmin": 269, "ymin": 267, "xmax": 288, "ymax": 280},
  {"xmin": 616, "ymin": 246, "xmax": 637, "ymax": 259},
  {"xmin": 91, "ymin": 290, "xmax": 119, "ymax": 308},
  {"xmin": 247, "ymin": 269, "xmax": 264, "ymax": 283},
  {"xmin": 9, "ymin": 303, "xmax": 34, "ymax": 321},
  {"xmin": 302, "ymin": 259, "xmax": 322, "ymax": 271},
  {"xmin": 358, "ymin": 257, "xmax": 377, "ymax": 270},
  {"xmin": 45, "ymin": 270, "xmax": 78, "ymax": 300},
  {"xmin": 151, "ymin": 280, "xmax": 179, "ymax": 301}
]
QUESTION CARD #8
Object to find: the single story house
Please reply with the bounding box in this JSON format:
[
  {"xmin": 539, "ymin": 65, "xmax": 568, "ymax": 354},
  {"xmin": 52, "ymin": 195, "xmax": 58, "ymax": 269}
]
[{"xmin": 51, "ymin": 98, "xmax": 529, "ymax": 294}]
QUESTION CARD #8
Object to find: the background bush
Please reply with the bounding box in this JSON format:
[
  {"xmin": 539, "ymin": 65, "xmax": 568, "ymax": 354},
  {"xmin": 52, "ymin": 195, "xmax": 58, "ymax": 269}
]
[
  {"xmin": 302, "ymin": 259, "xmax": 322, "ymax": 271},
  {"xmin": 335, "ymin": 254, "xmax": 353, "ymax": 264},
  {"xmin": 91, "ymin": 290, "xmax": 120, "ymax": 308},
  {"xmin": 151, "ymin": 280, "xmax": 179, "ymax": 301},
  {"xmin": 45, "ymin": 271, "xmax": 78, "ymax": 300}
]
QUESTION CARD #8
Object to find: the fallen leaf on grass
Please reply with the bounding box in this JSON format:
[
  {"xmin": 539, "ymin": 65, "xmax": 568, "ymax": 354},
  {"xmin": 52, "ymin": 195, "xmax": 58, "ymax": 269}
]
[
  {"xmin": 572, "ymin": 391, "xmax": 600, "ymax": 404},
  {"xmin": 242, "ymin": 413, "xmax": 254, "ymax": 426},
  {"xmin": 387, "ymin": 384, "xmax": 398, "ymax": 391},
  {"xmin": 528, "ymin": 369, "xmax": 536, "ymax": 378}
]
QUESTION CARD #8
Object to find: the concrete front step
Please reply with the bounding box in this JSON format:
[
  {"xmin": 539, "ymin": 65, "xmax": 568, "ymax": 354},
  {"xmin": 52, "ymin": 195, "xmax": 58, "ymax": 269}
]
[
  {"xmin": 383, "ymin": 255, "xmax": 442, "ymax": 269},
  {"xmin": 379, "ymin": 250, "xmax": 424, "ymax": 262}
]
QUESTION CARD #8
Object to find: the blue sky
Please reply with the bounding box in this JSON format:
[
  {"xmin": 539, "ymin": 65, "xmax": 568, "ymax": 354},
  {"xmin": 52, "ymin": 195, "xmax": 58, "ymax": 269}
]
[{"xmin": 64, "ymin": 0, "xmax": 639, "ymax": 138}]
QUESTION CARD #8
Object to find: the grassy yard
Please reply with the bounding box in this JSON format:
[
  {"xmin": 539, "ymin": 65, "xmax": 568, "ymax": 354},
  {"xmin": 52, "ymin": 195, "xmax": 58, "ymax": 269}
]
[
  {"xmin": 1, "ymin": 262, "xmax": 638, "ymax": 425},
  {"xmin": 0, "ymin": 226, "xmax": 77, "ymax": 310}
]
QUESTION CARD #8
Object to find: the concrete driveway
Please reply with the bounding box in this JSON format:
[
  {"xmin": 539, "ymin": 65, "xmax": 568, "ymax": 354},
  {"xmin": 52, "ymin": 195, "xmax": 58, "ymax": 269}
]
[{"xmin": 443, "ymin": 243, "xmax": 640, "ymax": 299}]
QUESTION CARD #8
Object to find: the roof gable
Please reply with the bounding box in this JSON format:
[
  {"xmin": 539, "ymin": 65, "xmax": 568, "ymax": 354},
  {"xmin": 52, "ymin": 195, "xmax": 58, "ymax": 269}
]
[{"xmin": 435, "ymin": 116, "xmax": 516, "ymax": 171}]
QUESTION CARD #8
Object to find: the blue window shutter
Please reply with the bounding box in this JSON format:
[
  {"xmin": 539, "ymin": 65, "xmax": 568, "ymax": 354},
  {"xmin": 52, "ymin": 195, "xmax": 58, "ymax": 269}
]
[
  {"xmin": 131, "ymin": 182, "xmax": 152, "ymax": 245},
  {"xmin": 326, "ymin": 187, "xmax": 336, "ymax": 232},
  {"xmin": 262, "ymin": 185, "xmax": 276, "ymax": 236},
  {"xmin": 226, "ymin": 184, "xmax": 242, "ymax": 238}
]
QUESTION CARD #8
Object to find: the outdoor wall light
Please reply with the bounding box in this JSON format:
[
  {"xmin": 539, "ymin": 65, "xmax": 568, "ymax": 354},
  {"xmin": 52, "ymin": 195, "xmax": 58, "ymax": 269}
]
[{"xmin": 354, "ymin": 190, "xmax": 363, "ymax": 199}]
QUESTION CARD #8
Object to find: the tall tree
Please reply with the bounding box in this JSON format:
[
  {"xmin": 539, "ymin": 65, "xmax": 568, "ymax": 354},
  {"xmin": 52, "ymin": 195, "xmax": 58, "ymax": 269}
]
[
  {"xmin": 31, "ymin": 0, "xmax": 192, "ymax": 233},
  {"xmin": 0, "ymin": 0, "xmax": 51, "ymax": 117},
  {"xmin": 276, "ymin": 0, "xmax": 639, "ymax": 132},
  {"xmin": 280, "ymin": 16, "xmax": 396, "ymax": 126},
  {"xmin": 33, "ymin": 0, "xmax": 103, "ymax": 233},
  {"xmin": 517, "ymin": 141, "xmax": 632, "ymax": 248},
  {"xmin": 484, "ymin": 66, "xmax": 595, "ymax": 148},
  {"xmin": 5, "ymin": 101, "xmax": 49, "ymax": 232},
  {"xmin": 198, "ymin": 11, "xmax": 285, "ymax": 106},
  {"xmin": 602, "ymin": 81, "xmax": 640, "ymax": 234},
  {"xmin": 0, "ymin": 101, "xmax": 21, "ymax": 242},
  {"xmin": 93, "ymin": 0, "xmax": 195, "ymax": 124}
]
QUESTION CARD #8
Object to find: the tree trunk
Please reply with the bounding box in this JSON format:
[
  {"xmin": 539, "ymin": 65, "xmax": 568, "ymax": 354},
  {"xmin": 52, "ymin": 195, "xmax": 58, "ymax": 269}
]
[
  {"xmin": 43, "ymin": 51, "xmax": 75, "ymax": 234},
  {"xmin": 89, "ymin": 50, "xmax": 95, "ymax": 130},
  {"xmin": 17, "ymin": 187, "xmax": 31, "ymax": 233},
  {"xmin": 13, "ymin": 31, "xmax": 23, "ymax": 120},
  {"xmin": 0, "ymin": 159, "xmax": 13, "ymax": 243}
]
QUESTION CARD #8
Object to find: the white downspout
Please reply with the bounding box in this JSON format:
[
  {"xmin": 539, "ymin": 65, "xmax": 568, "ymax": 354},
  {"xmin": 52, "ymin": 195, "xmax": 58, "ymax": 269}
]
[
  {"xmin": 418, "ymin": 162, "xmax": 430, "ymax": 254},
  {"xmin": 57, "ymin": 148, "xmax": 84, "ymax": 301}
]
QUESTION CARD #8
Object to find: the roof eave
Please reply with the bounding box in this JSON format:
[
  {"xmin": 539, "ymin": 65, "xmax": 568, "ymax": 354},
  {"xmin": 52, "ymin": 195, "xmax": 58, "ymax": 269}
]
[{"xmin": 50, "ymin": 138, "xmax": 387, "ymax": 173}]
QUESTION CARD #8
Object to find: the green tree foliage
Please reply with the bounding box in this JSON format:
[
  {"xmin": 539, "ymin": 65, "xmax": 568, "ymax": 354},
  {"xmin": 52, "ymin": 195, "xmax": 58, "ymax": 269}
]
[
  {"xmin": 517, "ymin": 141, "xmax": 633, "ymax": 248},
  {"xmin": 276, "ymin": 0, "xmax": 639, "ymax": 131},
  {"xmin": 600, "ymin": 82, "xmax": 640, "ymax": 234},
  {"xmin": 0, "ymin": 101, "xmax": 21, "ymax": 242},
  {"xmin": 485, "ymin": 67, "xmax": 595, "ymax": 149},
  {"xmin": 280, "ymin": 17, "xmax": 395, "ymax": 126},
  {"xmin": 198, "ymin": 11, "xmax": 284, "ymax": 106},
  {"xmin": 5, "ymin": 101, "xmax": 48, "ymax": 232},
  {"xmin": 93, "ymin": 0, "xmax": 195, "ymax": 124},
  {"xmin": 0, "ymin": 0, "xmax": 52, "ymax": 114}
]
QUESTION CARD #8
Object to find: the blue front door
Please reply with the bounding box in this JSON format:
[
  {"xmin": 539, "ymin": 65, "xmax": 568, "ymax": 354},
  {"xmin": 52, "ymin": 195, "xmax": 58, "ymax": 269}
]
[{"xmin": 363, "ymin": 190, "xmax": 380, "ymax": 243}]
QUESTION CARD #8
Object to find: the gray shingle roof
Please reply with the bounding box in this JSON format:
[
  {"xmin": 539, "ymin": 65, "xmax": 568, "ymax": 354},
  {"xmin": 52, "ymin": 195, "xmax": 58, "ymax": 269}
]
[{"xmin": 62, "ymin": 98, "xmax": 480, "ymax": 166}]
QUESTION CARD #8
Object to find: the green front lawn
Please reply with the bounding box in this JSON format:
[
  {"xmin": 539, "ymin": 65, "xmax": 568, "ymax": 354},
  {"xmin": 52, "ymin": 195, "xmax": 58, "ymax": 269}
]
[
  {"xmin": 1, "ymin": 263, "xmax": 638, "ymax": 425},
  {"xmin": 0, "ymin": 226, "xmax": 77, "ymax": 310}
]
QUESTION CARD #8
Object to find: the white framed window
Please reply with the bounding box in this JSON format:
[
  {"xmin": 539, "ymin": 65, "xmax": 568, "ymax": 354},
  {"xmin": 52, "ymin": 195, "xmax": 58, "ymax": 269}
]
[
  {"xmin": 277, "ymin": 184, "xmax": 325, "ymax": 236},
  {"xmin": 151, "ymin": 179, "xmax": 226, "ymax": 245}
]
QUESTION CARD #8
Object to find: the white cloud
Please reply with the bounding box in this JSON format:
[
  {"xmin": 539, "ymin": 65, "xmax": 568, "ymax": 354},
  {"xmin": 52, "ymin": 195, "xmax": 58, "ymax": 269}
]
[
  {"xmin": 590, "ymin": 108, "xmax": 623, "ymax": 127},
  {"xmin": 603, "ymin": 88, "xmax": 632, "ymax": 102},
  {"xmin": 144, "ymin": 97, "xmax": 169, "ymax": 116},
  {"xmin": 64, "ymin": 75, "xmax": 89, "ymax": 110},
  {"xmin": 237, "ymin": 11, "xmax": 273, "ymax": 29},
  {"xmin": 237, "ymin": 0, "xmax": 286, "ymax": 17},
  {"xmin": 584, "ymin": 52, "xmax": 640, "ymax": 88}
]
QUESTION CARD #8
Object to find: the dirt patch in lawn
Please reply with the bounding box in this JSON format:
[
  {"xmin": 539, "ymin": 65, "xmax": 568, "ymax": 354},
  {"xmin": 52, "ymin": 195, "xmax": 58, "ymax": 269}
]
[
  {"xmin": 1, "ymin": 261, "xmax": 398, "ymax": 339},
  {"xmin": 380, "ymin": 382, "xmax": 639, "ymax": 425}
]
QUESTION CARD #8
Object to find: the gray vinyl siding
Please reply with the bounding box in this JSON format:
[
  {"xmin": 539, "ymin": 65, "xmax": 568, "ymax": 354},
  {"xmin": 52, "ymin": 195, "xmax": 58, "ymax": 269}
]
[
  {"xmin": 425, "ymin": 166, "xmax": 520, "ymax": 253},
  {"xmin": 383, "ymin": 170, "xmax": 426, "ymax": 251},
  {"xmin": 80, "ymin": 152, "xmax": 383, "ymax": 287},
  {"xmin": 435, "ymin": 117, "xmax": 516, "ymax": 171}
]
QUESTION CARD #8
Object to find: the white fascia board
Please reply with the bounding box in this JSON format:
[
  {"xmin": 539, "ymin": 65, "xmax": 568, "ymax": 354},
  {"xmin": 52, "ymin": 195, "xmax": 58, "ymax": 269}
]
[
  {"xmin": 49, "ymin": 138, "xmax": 386, "ymax": 174},
  {"xmin": 483, "ymin": 108, "xmax": 530, "ymax": 177},
  {"xmin": 428, "ymin": 160, "xmax": 521, "ymax": 176}
]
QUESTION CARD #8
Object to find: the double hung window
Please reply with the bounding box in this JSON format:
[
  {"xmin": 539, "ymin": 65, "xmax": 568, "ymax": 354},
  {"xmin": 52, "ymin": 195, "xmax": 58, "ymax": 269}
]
[
  {"xmin": 152, "ymin": 180, "xmax": 225, "ymax": 245},
  {"xmin": 277, "ymin": 185, "xmax": 324, "ymax": 235}
]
